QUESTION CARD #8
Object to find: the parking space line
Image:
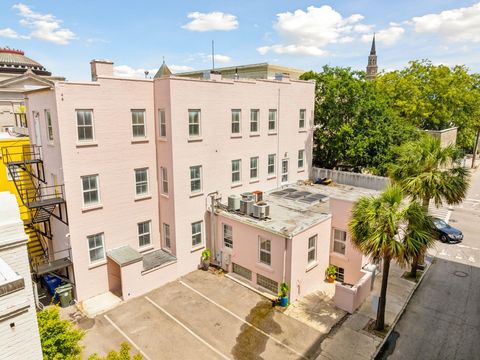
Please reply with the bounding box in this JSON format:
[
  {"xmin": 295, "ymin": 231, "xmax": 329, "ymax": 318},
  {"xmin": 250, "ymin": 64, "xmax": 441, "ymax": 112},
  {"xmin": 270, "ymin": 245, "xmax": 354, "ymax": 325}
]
[
  {"xmin": 144, "ymin": 296, "xmax": 231, "ymax": 360},
  {"xmin": 179, "ymin": 280, "xmax": 308, "ymax": 360},
  {"xmin": 104, "ymin": 314, "xmax": 152, "ymax": 360}
]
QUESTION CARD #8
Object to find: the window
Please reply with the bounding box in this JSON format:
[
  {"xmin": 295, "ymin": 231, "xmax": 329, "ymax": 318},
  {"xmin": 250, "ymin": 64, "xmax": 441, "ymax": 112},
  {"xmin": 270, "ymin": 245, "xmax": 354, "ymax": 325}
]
[
  {"xmin": 308, "ymin": 235, "xmax": 317, "ymax": 264},
  {"xmin": 256, "ymin": 274, "xmax": 278, "ymax": 293},
  {"xmin": 163, "ymin": 223, "xmax": 171, "ymax": 249},
  {"xmin": 334, "ymin": 266, "xmax": 345, "ymax": 282},
  {"xmin": 88, "ymin": 233, "xmax": 105, "ymax": 263},
  {"xmin": 138, "ymin": 221, "xmax": 151, "ymax": 247},
  {"xmin": 281, "ymin": 159, "xmax": 289, "ymax": 183},
  {"xmin": 231, "ymin": 109, "xmax": 241, "ymax": 134},
  {"xmin": 6, "ymin": 166, "xmax": 19, "ymax": 181},
  {"xmin": 298, "ymin": 150, "xmax": 305, "ymax": 169},
  {"xmin": 134, "ymin": 168, "xmax": 149, "ymax": 196},
  {"xmin": 132, "ymin": 110, "xmax": 146, "ymax": 138},
  {"xmin": 250, "ymin": 109, "xmax": 259, "ymax": 132},
  {"xmin": 333, "ymin": 229, "xmax": 347, "ymax": 255},
  {"xmin": 81, "ymin": 175, "xmax": 100, "ymax": 207},
  {"xmin": 76, "ymin": 110, "xmax": 94, "ymax": 142},
  {"xmin": 259, "ymin": 237, "xmax": 271, "ymax": 266},
  {"xmin": 250, "ymin": 157, "xmax": 258, "ymax": 180},
  {"xmin": 190, "ymin": 165, "xmax": 202, "ymax": 193},
  {"xmin": 233, "ymin": 263, "xmax": 251, "ymax": 280},
  {"xmin": 268, "ymin": 109, "xmax": 277, "ymax": 131},
  {"xmin": 232, "ymin": 159, "xmax": 241, "ymax": 183},
  {"xmin": 161, "ymin": 167, "xmax": 168, "ymax": 195},
  {"xmin": 299, "ymin": 109, "xmax": 306, "ymax": 129},
  {"xmin": 45, "ymin": 110, "xmax": 54, "ymax": 142},
  {"xmin": 191, "ymin": 221, "xmax": 203, "ymax": 247},
  {"xmin": 223, "ymin": 224, "xmax": 233, "ymax": 249},
  {"xmin": 159, "ymin": 109, "xmax": 166, "ymax": 137},
  {"xmin": 268, "ymin": 154, "xmax": 276, "ymax": 176},
  {"xmin": 188, "ymin": 109, "xmax": 201, "ymax": 137}
]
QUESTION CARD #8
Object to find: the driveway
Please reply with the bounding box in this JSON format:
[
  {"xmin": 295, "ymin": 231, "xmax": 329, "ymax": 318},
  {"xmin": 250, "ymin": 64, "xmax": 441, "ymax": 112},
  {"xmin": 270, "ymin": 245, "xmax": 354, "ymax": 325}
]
[{"xmin": 82, "ymin": 270, "xmax": 326, "ymax": 360}]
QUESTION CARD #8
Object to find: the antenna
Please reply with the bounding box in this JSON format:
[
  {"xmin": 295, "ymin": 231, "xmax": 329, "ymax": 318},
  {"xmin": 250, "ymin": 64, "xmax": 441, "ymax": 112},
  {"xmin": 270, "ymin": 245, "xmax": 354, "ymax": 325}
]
[
  {"xmin": 211, "ymin": 40, "xmax": 215, "ymax": 70},
  {"xmin": 144, "ymin": 70, "xmax": 149, "ymax": 78}
]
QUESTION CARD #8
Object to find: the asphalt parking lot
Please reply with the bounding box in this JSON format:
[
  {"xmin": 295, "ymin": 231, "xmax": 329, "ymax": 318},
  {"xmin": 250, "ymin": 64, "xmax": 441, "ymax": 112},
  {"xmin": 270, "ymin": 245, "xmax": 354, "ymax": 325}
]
[{"xmin": 82, "ymin": 270, "xmax": 325, "ymax": 359}]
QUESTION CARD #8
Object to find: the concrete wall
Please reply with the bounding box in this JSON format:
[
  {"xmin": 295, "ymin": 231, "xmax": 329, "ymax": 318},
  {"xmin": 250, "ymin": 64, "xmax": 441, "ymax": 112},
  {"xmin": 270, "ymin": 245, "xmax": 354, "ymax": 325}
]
[
  {"xmin": 426, "ymin": 127, "xmax": 457, "ymax": 148},
  {"xmin": 312, "ymin": 167, "xmax": 389, "ymax": 191},
  {"xmin": 0, "ymin": 192, "xmax": 42, "ymax": 360},
  {"xmin": 334, "ymin": 270, "xmax": 372, "ymax": 314}
]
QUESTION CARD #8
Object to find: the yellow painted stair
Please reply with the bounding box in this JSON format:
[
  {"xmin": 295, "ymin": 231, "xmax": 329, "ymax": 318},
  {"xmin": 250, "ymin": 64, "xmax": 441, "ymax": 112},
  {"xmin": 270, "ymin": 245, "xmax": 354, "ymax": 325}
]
[{"xmin": 24, "ymin": 225, "xmax": 45, "ymax": 260}]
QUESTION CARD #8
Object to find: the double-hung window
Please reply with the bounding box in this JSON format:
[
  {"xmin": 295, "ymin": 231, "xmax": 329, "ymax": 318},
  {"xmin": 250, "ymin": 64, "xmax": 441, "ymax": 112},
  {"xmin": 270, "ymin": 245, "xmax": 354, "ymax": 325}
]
[
  {"xmin": 88, "ymin": 233, "xmax": 105, "ymax": 263},
  {"xmin": 232, "ymin": 159, "xmax": 241, "ymax": 183},
  {"xmin": 259, "ymin": 237, "xmax": 271, "ymax": 266},
  {"xmin": 191, "ymin": 221, "xmax": 203, "ymax": 247},
  {"xmin": 159, "ymin": 109, "xmax": 166, "ymax": 137},
  {"xmin": 308, "ymin": 235, "xmax": 317, "ymax": 264},
  {"xmin": 81, "ymin": 175, "xmax": 100, "ymax": 207},
  {"xmin": 223, "ymin": 224, "xmax": 233, "ymax": 249},
  {"xmin": 138, "ymin": 220, "xmax": 151, "ymax": 248},
  {"xmin": 163, "ymin": 223, "xmax": 171, "ymax": 249},
  {"xmin": 76, "ymin": 110, "xmax": 94, "ymax": 142},
  {"xmin": 231, "ymin": 109, "xmax": 241, "ymax": 134},
  {"xmin": 132, "ymin": 110, "xmax": 146, "ymax": 138},
  {"xmin": 161, "ymin": 167, "xmax": 168, "ymax": 195},
  {"xmin": 190, "ymin": 165, "xmax": 202, "ymax": 193},
  {"xmin": 134, "ymin": 168, "xmax": 149, "ymax": 196},
  {"xmin": 268, "ymin": 109, "xmax": 277, "ymax": 132},
  {"xmin": 268, "ymin": 154, "xmax": 276, "ymax": 176},
  {"xmin": 250, "ymin": 109, "xmax": 259, "ymax": 132},
  {"xmin": 250, "ymin": 157, "xmax": 259, "ymax": 180},
  {"xmin": 298, "ymin": 149, "xmax": 305, "ymax": 169},
  {"xmin": 188, "ymin": 109, "xmax": 201, "ymax": 137},
  {"xmin": 333, "ymin": 229, "xmax": 347, "ymax": 255},
  {"xmin": 299, "ymin": 109, "xmax": 306, "ymax": 129},
  {"xmin": 45, "ymin": 110, "xmax": 54, "ymax": 143}
]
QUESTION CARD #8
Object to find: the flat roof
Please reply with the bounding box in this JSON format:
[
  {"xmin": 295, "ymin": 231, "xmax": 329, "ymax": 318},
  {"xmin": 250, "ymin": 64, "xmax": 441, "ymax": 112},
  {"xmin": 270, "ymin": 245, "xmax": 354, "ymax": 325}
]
[
  {"xmin": 176, "ymin": 62, "xmax": 306, "ymax": 76},
  {"xmin": 216, "ymin": 183, "xmax": 378, "ymax": 237}
]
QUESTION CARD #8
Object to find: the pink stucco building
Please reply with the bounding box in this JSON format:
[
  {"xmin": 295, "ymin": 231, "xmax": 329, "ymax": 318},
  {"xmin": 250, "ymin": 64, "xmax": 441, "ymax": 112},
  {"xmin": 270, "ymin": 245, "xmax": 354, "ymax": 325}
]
[{"xmin": 14, "ymin": 59, "xmax": 375, "ymax": 310}]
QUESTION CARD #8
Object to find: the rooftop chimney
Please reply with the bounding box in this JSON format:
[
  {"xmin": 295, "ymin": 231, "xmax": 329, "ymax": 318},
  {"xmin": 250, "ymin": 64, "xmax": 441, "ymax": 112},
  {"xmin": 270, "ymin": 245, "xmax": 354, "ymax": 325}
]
[{"xmin": 90, "ymin": 59, "xmax": 114, "ymax": 81}]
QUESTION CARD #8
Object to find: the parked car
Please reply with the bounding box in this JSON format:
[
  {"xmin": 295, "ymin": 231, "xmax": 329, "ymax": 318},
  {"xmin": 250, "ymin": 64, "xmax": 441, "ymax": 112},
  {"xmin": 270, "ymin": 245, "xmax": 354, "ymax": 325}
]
[{"xmin": 432, "ymin": 218, "xmax": 463, "ymax": 243}]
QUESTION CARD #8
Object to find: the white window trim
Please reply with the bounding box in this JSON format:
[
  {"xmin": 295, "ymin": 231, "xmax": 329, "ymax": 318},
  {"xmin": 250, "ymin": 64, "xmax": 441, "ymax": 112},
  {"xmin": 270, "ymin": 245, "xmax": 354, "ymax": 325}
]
[
  {"xmin": 45, "ymin": 109, "xmax": 54, "ymax": 143},
  {"xmin": 258, "ymin": 237, "xmax": 272, "ymax": 266},
  {"xmin": 76, "ymin": 109, "xmax": 95, "ymax": 143},
  {"xmin": 131, "ymin": 109, "xmax": 147, "ymax": 139},
  {"xmin": 138, "ymin": 220, "xmax": 152, "ymax": 248},
  {"xmin": 308, "ymin": 235, "xmax": 317, "ymax": 264},
  {"xmin": 191, "ymin": 221, "xmax": 204, "ymax": 249},
  {"xmin": 250, "ymin": 109, "xmax": 259, "ymax": 133},
  {"xmin": 190, "ymin": 165, "xmax": 203, "ymax": 194},
  {"xmin": 163, "ymin": 223, "xmax": 171, "ymax": 249},
  {"xmin": 158, "ymin": 109, "xmax": 167, "ymax": 138},
  {"xmin": 81, "ymin": 174, "xmax": 101, "ymax": 208},
  {"xmin": 298, "ymin": 149, "xmax": 305, "ymax": 169},
  {"xmin": 268, "ymin": 109, "xmax": 277, "ymax": 132},
  {"xmin": 332, "ymin": 228, "xmax": 347, "ymax": 255},
  {"xmin": 281, "ymin": 158, "xmax": 289, "ymax": 184},
  {"xmin": 161, "ymin": 166, "xmax": 168, "ymax": 195},
  {"xmin": 231, "ymin": 109, "xmax": 241, "ymax": 135},
  {"xmin": 223, "ymin": 223, "xmax": 233, "ymax": 249},
  {"xmin": 188, "ymin": 109, "xmax": 202, "ymax": 139},
  {"xmin": 250, "ymin": 157, "xmax": 259, "ymax": 180},
  {"xmin": 134, "ymin": 168, "xmax": 150, "ymax": 198},
  {"xmin": 87, "ymin": 232, "xmax": 106, "ymax": 264},
  {"xmin": 232, "ymin": 159, "xmax": 242, "ymax": 184},
  {"xmin": 299, "ymin": 109, "xmax": 306, "ymax": 129},
  {"xmin": 267, "ymin": 154, "xmax": 276, "ymax": 176}
]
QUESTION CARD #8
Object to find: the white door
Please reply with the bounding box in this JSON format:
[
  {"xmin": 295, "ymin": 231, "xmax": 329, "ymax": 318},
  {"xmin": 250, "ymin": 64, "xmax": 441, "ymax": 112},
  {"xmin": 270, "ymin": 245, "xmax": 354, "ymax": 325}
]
[
  {"xmin": 33, "ymin": 112, "xmax": 42, "ymax": 158},
  {"xmin": 281, "ymin": 159, "xmax": 289, "ymax": 184}
]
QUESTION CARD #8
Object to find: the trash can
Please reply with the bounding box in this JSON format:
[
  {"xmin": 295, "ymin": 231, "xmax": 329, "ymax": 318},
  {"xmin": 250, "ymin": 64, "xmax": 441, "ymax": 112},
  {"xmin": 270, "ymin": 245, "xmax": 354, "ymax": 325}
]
[{"xmin": 56, "ymin": 283, "xmax": 73, "ymax": 307}]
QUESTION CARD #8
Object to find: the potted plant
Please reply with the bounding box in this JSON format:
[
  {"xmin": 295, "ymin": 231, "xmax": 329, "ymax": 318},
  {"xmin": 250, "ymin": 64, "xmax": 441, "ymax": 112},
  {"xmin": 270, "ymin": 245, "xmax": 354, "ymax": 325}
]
[
  {"xmin": 326, "ymin": 265, "xmax": 337, "ymax": 283},
  {"xmin": 201, "ymin": 248, "xmax": 211, "ymax": 271},
  {"xmin": 278, "ymin": 282, "xmax": 289, "ymax": 307}
]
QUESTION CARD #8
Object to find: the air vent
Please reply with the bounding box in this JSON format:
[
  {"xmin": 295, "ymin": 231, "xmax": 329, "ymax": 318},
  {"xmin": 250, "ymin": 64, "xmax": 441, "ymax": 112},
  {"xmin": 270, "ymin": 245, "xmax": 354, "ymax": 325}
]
[
  {"xmin": 228, "ymin": 195, "xmax": 241, "ymax": 211},
  {"xmin": 253, "ymin": 202, "xmax": 270, "ymax": 219}
]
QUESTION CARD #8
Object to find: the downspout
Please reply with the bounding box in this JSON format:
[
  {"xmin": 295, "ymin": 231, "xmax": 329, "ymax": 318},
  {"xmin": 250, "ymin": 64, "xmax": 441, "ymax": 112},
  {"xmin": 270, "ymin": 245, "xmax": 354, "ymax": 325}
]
[
  {"xmin": 276, "ymin": 88, "xmax": 281, "ymax": 189},
  {"xmin": 207, "ymin": 191, "xmax": 219, "ymax": 265}
]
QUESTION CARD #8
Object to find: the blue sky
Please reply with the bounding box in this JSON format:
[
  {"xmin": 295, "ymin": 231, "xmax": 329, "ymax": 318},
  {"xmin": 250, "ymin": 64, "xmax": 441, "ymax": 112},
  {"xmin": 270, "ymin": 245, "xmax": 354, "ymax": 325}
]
[{"xmin": 1, "ymin": 1, "xmax": 480, "ymax": 80}]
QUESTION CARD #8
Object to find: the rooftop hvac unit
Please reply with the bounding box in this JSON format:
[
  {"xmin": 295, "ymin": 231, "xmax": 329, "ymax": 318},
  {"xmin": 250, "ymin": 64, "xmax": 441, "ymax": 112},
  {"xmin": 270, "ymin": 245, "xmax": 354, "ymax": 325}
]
[
  {"xmin": 240, "ymin": 198, "xmax": 255, "ymax": 215},
  {"xmin": 240, "ymin": 192, "xmax": 254, "ymax": 201},
  {"xmin": 253, "ymin": 202, "xmax": 270, "ymax": 219},
  {"xmin": 227, "ymin": 195, "xmax": 241, "ymax": 211}
]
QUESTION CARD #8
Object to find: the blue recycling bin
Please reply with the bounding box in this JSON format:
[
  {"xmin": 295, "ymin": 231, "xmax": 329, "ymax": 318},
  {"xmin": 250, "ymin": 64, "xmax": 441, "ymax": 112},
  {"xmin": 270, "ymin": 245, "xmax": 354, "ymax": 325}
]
[{"xmin": 42, "ymin": 274, "xmax": 62, "ymax": 295}]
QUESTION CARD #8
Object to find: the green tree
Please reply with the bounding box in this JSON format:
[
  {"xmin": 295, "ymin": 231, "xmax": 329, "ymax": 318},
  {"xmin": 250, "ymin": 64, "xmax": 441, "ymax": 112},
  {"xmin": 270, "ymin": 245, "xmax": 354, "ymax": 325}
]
[
  {"xmin": 301, "ymin": 66, "xmax": 418, "ymax": 175},
  {"xmin": 389, "ymin": 136, "xmax": 470, "ymax": 276},
  {"xmin": 377, "ymin": 60, "xmax": 480, "ymax": 152},
  {"xmin": 88, "ymin": 343, "xmax": 142, "ymax": 360},
  {"xmin": 37, "ymin": 306, "xmax": 84, "ymax": 360},
  {"xmin": 349, "ymin": 185, "xmax": 434, "ymax": 330}
]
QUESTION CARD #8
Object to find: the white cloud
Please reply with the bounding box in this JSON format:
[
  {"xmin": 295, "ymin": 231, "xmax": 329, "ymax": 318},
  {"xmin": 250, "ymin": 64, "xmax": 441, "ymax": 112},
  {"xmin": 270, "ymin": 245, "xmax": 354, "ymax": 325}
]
[
  {"xmin": 412, "ymin": 2, "xmax": 480, "ymax": 42},
  {"xmin": 12, "ymin": 3, "xmax": 76, "ymax": 45},
  {"xmin": 182, "ymin": 11, "xmax": 238, "ymax": 32},
  {"xmin": 169, "ymin": 65, "xmax": 194, "ymax": 72},
  {"xmin": 258, "ymin": 5, "xmax": 372, "ymax": 57},
  {"xmin": 114, "ymin": 65, "xmax": 157, "ymax": 78},
  {"xmin": 208, "ymin": 54, "xmax": 231, "ymax": 63},
  {"xmin": 0, "ymin": 28, "xmax": 22, "ymax": 39},
  {"xmin": 361, "ymin": 26, "xmax": 405, "ymax": 46}
]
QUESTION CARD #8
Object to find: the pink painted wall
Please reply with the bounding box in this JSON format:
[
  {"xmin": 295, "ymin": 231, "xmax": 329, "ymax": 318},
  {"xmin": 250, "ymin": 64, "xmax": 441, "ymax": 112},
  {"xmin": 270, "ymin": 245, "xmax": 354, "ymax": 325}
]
[
  {"xmin": 329, "ymin": 197, "xmax": 367, "ymax": 284},
  {"xmin": 334, "ymin": 270, "xmax": 372, "ymax": 313}
]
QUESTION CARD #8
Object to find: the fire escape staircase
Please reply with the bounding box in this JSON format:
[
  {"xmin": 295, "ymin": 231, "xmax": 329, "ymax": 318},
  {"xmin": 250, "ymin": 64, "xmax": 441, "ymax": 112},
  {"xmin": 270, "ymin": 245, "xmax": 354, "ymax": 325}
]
[{"xmin": 2, "ymin": 145, "xmax": 70, "ymax": 272}]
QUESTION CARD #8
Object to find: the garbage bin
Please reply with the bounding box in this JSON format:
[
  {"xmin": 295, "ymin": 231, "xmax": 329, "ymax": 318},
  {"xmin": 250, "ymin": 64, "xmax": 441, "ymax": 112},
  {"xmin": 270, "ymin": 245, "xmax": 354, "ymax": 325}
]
[{"xmin": 56, "ymin": 283, "xmax": 73, "ymax": 307}]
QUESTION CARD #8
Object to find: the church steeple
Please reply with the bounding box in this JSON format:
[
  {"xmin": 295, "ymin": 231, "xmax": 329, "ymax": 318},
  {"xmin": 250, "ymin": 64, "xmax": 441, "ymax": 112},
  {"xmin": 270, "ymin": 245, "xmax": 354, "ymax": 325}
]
[
  {"xmin": 366, "ymin": 34, "xmax": 378, "ymax": 81},
  {"xmin": 154, "ymin": 58, "xmax": 172, "ymax": 78}
]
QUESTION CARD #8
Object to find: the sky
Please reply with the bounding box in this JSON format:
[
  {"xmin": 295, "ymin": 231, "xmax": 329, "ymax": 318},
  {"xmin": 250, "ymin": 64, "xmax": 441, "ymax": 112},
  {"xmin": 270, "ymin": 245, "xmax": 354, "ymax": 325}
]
[{"xmin": 1, "ymin": 0, "xmax": 480, "ymax": 80}]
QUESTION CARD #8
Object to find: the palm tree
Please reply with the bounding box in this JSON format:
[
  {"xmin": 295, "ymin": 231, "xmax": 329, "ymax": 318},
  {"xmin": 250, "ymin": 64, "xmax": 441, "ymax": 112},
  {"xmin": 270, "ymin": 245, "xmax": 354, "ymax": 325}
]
[
  {"xmin": 349, "ymin": 185, "xmax": 434, "ymax": 331},
  {"xmin": 390, "ymin": 136, "xmax": 470, "ymax": 276}
]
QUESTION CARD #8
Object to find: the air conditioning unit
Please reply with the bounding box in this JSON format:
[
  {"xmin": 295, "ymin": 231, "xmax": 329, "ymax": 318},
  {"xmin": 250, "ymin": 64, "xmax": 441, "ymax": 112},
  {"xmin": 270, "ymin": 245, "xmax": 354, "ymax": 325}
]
[
  {"xmin": 240, "ymin": 198, "xmax": 255, "ymax": 215},
  {"xmin": 227, "ymin": 194, "xmax": 241, "ymax": 211},
  {"xmin": 240, "ymin": 192, "xmax": 254, "ymax": 201},
  {"xmin": 253, "ymin": 202, "xmax": 270, "ymax": 219}
]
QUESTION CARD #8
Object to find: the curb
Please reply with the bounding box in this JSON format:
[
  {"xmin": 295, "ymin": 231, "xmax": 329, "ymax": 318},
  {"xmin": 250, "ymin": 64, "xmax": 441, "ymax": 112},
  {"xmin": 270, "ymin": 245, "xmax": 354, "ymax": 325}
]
[{"xmin": 371, "ymin": 259, "xmax": 434, "ymax": 359}]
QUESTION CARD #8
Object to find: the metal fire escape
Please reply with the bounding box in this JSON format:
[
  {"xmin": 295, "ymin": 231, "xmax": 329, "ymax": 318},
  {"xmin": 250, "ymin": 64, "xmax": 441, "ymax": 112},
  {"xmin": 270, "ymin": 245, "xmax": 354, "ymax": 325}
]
[{"xmin": 1, "ymin": 144, "xmax": 70, "ymax": 274}]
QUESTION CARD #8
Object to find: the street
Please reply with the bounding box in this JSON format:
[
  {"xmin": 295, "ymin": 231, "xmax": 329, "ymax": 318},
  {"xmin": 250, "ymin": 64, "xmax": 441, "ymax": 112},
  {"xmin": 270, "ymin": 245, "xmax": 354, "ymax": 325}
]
[{"xmin": 379, "ymin": 168, "xmax": 480, "ymax": 360}]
